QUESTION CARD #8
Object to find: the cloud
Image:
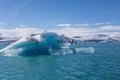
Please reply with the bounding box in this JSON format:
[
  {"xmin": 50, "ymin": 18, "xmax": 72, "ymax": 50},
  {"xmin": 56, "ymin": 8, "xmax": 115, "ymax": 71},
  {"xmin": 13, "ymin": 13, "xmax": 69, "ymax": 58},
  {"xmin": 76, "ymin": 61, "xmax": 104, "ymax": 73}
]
[
  {"xmin": 56, "ymin": 22, "xmax": 111, "ymax": 27},
  {"xmin": 56, "ymin": 24, "xmax": 73, "ymax": 27},
  {"xmin": 0, "ymin": 22, "xmax": 6, "ymax": 29},
  {"xmin": 0, "ymin": 27, "xmax": 44, "ymax": 37},
  {"xmin": 48, "ymin": 27, "xmax": 100, "ymax": 37},
  {"xmin": 95, "ymin": 22, "xmax": 111, "ymax": 26},
  {"xmin": 49, "ymin": 27, "xmax": 101, "ymax": 37},
  {"xmin": 56, "ymin": 23, "xmax": 90, "ymax": 27},
  {"xmin": 75, "ymin": 24, "xmax": 90, "ymax": 27},
  {"xmin": 99, "ymin": 25, "xmax": 120, "ymax": 31},
  {"xmin": 19, "ymin": 24, "xmax": 26, "ymax": 27},
  {"xmin": 0, "ymin": 22, "xmax": 6, "ymax": 25},
  {"xmin": 0, "ymin": 25, "xmax": 120, "ymax": 38},
  {"xmin": 60, "ymin": 27, "xmax": 99, "ymax": 33}
]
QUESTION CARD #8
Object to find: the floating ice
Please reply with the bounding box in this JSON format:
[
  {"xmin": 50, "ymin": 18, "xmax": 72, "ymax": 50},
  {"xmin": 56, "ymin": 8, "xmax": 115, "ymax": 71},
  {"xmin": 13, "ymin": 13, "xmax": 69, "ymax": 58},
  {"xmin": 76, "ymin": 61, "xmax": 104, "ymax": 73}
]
[{"xmin": 0, "ymin": 32, "xmax": 95, "ymax": 56}]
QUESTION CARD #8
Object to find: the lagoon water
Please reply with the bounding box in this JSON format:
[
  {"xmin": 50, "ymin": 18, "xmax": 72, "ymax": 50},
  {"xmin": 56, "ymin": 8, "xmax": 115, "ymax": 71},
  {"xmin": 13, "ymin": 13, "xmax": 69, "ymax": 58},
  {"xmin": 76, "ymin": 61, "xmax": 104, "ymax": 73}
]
[{"xmin": 0, "ymin": 43, "xmax": 120, "ymax": 80}]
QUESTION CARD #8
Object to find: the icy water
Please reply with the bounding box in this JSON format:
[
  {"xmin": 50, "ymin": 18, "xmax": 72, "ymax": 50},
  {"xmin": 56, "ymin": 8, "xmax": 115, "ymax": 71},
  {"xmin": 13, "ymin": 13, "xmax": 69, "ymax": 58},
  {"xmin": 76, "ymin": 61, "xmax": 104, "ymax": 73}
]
[{"xmin": 0, "ymin": 43, "xmax": 120, "ymax": 80}]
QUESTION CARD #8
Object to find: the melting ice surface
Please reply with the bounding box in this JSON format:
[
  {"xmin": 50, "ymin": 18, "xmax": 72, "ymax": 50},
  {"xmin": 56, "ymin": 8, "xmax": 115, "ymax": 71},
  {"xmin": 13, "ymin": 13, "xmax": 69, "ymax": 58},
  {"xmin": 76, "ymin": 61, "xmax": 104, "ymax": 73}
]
[{"xmin": 0, "ymin": 32, "xmax": 95, "ymax": 56}]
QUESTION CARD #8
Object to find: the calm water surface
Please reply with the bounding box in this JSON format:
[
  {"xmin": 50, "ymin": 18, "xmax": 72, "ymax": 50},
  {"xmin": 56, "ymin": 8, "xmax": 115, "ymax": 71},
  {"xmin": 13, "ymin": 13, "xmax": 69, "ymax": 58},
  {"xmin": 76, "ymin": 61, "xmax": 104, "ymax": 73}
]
[{"xmin": 0, "ymin": 43, "xmax": 120, "ymax": 80}]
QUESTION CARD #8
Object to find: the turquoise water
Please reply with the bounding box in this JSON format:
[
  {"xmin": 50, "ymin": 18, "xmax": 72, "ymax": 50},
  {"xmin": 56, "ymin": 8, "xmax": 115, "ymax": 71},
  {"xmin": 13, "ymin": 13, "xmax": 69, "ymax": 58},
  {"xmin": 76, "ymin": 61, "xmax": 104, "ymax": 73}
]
[{"xmin": 0, "ymin": 43, "xmax": 120, "ymax": 80}]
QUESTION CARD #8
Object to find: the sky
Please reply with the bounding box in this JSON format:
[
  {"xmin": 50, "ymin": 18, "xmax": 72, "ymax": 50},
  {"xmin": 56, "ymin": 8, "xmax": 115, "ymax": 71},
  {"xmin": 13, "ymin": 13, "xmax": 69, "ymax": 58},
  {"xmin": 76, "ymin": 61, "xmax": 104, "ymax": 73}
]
[{"xmin": 0, "ymin": 0, "xmax": 120, "ymax": 32}]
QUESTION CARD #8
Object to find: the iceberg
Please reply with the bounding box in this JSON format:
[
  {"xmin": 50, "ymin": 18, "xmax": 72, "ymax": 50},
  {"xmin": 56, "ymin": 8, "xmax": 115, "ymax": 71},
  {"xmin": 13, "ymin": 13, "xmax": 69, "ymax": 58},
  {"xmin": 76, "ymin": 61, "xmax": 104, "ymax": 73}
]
[
  {"xmin": 0, "ymin": 32, "xmax": 61, "ymax": 56},
  {"xmin": 0, "ymin": 31, "xmax": 95, "ymax": 56}
]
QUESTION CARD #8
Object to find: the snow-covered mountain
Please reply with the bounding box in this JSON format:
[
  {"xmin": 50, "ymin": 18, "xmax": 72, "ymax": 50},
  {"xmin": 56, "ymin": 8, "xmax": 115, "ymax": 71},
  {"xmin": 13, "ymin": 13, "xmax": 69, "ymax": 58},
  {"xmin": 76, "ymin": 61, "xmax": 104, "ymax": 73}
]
[{"xmin": 0, "ymin": 28, "xmax": 120, "ymax": 44}]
